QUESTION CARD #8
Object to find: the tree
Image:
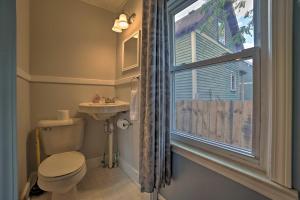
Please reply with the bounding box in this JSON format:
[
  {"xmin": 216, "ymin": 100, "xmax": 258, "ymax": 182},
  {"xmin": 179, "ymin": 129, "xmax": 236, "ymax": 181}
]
[{"xmin": 199, "ymin": 0, "xmax": 254, "ymax": 48}]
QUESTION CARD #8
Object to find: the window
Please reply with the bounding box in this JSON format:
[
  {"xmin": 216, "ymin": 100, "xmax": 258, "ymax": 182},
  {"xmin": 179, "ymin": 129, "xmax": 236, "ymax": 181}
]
[
  {"xmin": 218, "ymin": 20, "xmax": 226, "ymax": 45},
  {"xmin": 171, "ymin": 0, "xmax": 259, "ymax": 159},
  {"xmin": 168, "ymin": 0, "xmax": 295, "ymax": 198},
  {"xmin": 230, "ymin": 72, "xmax": 237, "ymax": 92}
]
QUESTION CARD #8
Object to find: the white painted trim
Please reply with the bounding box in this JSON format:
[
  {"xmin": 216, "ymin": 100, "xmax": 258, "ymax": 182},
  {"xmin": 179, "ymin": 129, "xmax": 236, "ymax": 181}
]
[
  {"xmin": 16, "ymin": 67, "xmax": 31, "ymax": 82},
  {"xmin": 191, "ymin": 31, "xmax": 197, "ymax": 99},
  {"xmin": 115, "ymin": 74, "xmax": 141, "ymax": 85},
  {"xmin": 119, "ymin": 157, "xmax": 139, "ymax": 184},
  {"xmin": 19, "ymin": 182, "xmax": 30, "ymax": 200},
  {"xmin": 172, "ymin": 142, "xmax": 298, "ymax": 200},
  {"xmin": 121, "ymin": 31, "xmax": 140, "ymax": 72},
  {"xmin": 31, "ymin": 75, "xmax": 115, "ymax": 86},
  {"xmin": 270, "ymin": 0, "xmax": 294, "ymax": 188},
  {"xmin": 16, "ymin": 67, "xmax": 140, "ymax": 86}
]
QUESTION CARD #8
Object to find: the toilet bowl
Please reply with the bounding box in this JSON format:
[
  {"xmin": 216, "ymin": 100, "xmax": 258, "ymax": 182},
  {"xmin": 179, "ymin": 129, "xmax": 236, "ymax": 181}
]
[{"xmin": 38, "ymin": 151, "xmax": 86, "ymax": 200}]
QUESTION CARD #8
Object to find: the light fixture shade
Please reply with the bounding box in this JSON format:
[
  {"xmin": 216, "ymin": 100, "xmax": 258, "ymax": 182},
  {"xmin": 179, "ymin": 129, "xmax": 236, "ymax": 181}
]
[
  {"xmin": 112, "ymin": 19, "xmax": 122, "ymax": 33},
  {"xmin": 118, "ymin": 13, "xmax": 129, "ymax": 29}
]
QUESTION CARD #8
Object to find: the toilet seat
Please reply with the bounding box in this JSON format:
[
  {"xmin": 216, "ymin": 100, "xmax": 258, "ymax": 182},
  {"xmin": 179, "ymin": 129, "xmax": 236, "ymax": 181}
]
[
  {"xmin": 39, "ymin": 151, "xmax": 85, "ymax": 179},
  {"xmin": 38, "ymin": 151, "xmax": 87, "ymax": 194}
]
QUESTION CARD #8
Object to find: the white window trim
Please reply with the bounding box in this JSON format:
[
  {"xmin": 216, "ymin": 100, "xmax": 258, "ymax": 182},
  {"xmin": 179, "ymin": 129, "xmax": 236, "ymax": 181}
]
[
  {"xmin": 230, "ymin": 72, "xmax": 237, "ymax": 92},
  {"xmin": 217, "ymin": 20, "xmax": 226, "ymax": 45},
  {"xmin": 191, "ymin": 31, "xmax": 198, "ymax": 99},
  {"xmin": 168, "ymin": 0, "xmax": 297, "ymax": 199},
  {"xmin": 270, "ymin": 0, "xmax": 294, "ymax": 188}
]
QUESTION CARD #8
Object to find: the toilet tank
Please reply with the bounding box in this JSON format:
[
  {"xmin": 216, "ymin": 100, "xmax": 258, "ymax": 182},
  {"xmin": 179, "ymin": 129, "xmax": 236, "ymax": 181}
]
[{"xmin": 38, "ymin": 118, "xmax": 84, "ymax": 156}]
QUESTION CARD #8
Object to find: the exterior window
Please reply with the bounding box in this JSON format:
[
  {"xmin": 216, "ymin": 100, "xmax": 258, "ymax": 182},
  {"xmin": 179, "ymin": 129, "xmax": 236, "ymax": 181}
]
[
  {"xmin": 170, "ymin": 0, "xmax": 260, "ymax": 159},
  {"xmin": 168, "ymin": 0, "xmax": 295, "ymax": 195},
  {"xmin": 218, "ymin": 20, "xmax": 226, "ymax": 45},
  {"xmin": 230, "ymin": 72, "xmax": 237, "ymax": 92}
]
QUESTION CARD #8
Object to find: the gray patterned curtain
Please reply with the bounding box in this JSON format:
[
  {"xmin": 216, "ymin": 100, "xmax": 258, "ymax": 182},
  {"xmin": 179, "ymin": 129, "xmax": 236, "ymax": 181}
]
[{"xmin": 139, "ymin": 0, "xmax": 171, "ymax": 194}]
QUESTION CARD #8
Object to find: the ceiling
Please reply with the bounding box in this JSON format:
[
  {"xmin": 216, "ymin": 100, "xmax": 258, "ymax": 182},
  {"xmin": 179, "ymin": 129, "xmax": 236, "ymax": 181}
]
[{"xmin": 80, "ymin": 0, "xmax": 128, "ymax": 13}]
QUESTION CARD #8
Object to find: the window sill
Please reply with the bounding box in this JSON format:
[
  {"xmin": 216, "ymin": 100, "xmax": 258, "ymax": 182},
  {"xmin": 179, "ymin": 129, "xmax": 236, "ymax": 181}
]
[{"xmin": 171, "ymin": 141, "xmax": 298, "ymax": 200}]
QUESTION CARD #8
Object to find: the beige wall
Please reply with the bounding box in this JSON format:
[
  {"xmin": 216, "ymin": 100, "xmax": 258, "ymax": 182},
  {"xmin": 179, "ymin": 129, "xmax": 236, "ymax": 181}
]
[
  {"xmin": 29, "ymin": 0, "xmax": 118, "ymax": 171},
  {"xmin": 116, "ymin": 0, "xmax": 142, "ymax": 179},
  {"xmin": 115, "ymin": 0, "xmax": 142, "ymax": 80},
  {"xmin": 30, "ymin": 83, "xmax": 115, "ymax": 159},
  {"xmin": 16, "ymin": 0, "xmax": 31, "ymax": 195},
  {"xmin": 17, "ymin": 0, "xmax": 30, "ymax": 72},
  {"xmin": 116, "ymin": 84, "xmax": 140, "ymax": 172},
  {"xmin": 17, "ymin": 0, "xmax": 142, "ymax": 193},
  {"xmin": 30, "ymin": 0, "xmax": 117, "ymax": 80}
]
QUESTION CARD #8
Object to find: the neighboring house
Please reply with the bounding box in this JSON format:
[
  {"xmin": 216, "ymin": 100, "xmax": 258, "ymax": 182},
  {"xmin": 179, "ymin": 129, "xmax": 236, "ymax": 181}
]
[{"xmin": 174, "ymin": 1, "xmax": 253, "ymax": 101}]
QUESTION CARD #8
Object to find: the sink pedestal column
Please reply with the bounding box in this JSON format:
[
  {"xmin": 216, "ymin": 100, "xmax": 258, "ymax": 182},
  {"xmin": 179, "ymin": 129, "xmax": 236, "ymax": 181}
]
[
  {"xmin": 78, "ymin": 101, "xmax": 130, "ymax": 169},
  {"xmin": 105, "ymin": 118, "xmax": 115, "ymax": 168}
]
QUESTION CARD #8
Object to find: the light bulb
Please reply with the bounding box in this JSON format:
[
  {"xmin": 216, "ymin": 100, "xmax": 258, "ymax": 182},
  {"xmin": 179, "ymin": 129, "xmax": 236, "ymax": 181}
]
[
  {"xmin": 112, "ymin": 19, "xmax": 122, "ymax": 33},
  {"xmin": 118, "ymin": 13, "xmax": 129, "ymax": 29}
]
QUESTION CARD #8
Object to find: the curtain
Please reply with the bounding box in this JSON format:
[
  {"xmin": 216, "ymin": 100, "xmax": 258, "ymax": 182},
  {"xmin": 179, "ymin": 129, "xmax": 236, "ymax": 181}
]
[{"xmin": 139, "ymin": 0, "xmax": 171, "ymax": 194}]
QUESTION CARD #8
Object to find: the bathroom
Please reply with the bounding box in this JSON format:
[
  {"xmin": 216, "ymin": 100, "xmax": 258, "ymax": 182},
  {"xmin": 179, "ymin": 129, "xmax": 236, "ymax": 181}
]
[
  {"xmin": 3, "ymin": 0, "xmax": 299, "ymax": 200},
  {"xmin": 17, "ymin": 0, "xmax": 144, "ymax": 199}
]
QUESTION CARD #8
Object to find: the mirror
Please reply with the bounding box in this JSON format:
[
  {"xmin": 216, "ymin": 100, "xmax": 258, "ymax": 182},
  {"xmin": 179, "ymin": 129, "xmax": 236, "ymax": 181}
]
[{"xmin": 122, "ymin": 32, "xmax": 139, "ymax": 71}]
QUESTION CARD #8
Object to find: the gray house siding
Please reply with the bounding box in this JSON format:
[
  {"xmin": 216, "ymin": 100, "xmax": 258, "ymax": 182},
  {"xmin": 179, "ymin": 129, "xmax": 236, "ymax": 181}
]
[
  {"xmin": 196, "ymin": 31, "xmax": 231, "ymax": 61},
  {"xmin": 175, "ymin": 71, "xmax": 193, "ymax": 100},
  {"xmin": 196, "ymin": 63, "xmax": 241, "ymax": 100},
  {"xmin": 174, "ymin": 15, "xmax": 253, "ymax": 101},
  {"xmin": 175, "ymin": 33, "xmax": 192, "ymax": 66}
]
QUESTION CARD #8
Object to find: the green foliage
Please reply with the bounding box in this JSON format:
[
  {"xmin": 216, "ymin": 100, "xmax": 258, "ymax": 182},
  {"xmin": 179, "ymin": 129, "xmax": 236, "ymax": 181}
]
[{"xmin": 198, "ymin": 0, "xmax": 253, "ymax": 47}]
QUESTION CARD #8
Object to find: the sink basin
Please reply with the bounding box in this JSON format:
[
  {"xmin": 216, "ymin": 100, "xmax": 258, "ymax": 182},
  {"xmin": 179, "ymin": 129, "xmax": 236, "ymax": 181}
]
[{"xmin": 78, "ymin": 101, "xmax": 129, "ymax": 120}]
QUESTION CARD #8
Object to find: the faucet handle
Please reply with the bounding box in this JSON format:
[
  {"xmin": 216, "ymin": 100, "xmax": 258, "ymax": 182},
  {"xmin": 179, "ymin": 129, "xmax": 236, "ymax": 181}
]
[{"xmin": 92, "ymin": 94, "xmax": 101, "ymax": 103}]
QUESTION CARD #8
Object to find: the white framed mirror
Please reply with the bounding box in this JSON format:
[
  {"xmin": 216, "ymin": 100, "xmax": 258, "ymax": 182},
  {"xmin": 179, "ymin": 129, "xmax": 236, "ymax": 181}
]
[{"xmin": 122, "ymin": 31, "xmax": 139, "ymax": 72}]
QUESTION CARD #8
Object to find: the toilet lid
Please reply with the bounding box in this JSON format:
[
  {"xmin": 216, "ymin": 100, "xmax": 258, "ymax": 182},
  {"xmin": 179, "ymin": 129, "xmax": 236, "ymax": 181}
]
[{"xmin": 39, "ymin": 151, "xmax": 85, "ymax": 178}]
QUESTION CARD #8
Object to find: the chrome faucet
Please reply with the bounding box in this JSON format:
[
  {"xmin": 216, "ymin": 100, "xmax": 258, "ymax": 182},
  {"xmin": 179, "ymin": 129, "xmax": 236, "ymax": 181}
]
[
  {"xmin": 92, "ymin": 95, "xmax": 118, "ymax": 103},
  {"xmin": 104, "ymin": 97, "xmax": 118, "ymax": 103}
]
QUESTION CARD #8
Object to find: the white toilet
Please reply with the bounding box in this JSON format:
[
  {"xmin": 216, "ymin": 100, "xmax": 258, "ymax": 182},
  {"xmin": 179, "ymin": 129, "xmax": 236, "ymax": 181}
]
[{"xmin": 37, "ymin": 118, "xmax": 86, "ymax": 200}]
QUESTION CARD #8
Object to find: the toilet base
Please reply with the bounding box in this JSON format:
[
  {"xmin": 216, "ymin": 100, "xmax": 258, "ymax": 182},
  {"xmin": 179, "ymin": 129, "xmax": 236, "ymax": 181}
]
[{"xmin": 51, "ymin": 187, "xmax": 78, "ymax": 200}]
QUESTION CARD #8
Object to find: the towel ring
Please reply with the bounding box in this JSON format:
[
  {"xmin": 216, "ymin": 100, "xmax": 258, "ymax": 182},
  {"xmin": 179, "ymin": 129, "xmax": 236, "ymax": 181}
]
[{"xmin": 130, "ymin": 76, "xmax": 140, "ymax": 90}]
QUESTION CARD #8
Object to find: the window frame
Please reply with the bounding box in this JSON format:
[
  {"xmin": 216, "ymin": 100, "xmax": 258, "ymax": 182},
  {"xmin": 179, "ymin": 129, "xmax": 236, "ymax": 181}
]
[
  {"xmin": 168, "ymin": 1, "xmax": 296, "ymax": 198},
  {"xmin": 230, "ymin": 71, "xmax": 237, "ymax": 92},
  {"xmin": 217, "ymin": 20, "xmax": 226, "ymax": 45},
  {"xmin": 169, "ymin": 0, "xmax": 265, "ymax": 172}
]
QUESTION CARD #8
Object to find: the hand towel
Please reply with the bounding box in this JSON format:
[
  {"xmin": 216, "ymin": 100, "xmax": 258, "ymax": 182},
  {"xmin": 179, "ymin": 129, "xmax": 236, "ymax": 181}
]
[{"xmin": 130, "ymin": 89, "xmax": 139, "ymax": 121}]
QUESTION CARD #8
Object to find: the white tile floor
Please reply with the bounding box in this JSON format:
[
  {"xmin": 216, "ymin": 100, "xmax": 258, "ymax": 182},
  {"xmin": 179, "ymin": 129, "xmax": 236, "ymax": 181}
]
[{"xmin": 31, "ymin": 167, "xmax": 150, "ymax": 200}]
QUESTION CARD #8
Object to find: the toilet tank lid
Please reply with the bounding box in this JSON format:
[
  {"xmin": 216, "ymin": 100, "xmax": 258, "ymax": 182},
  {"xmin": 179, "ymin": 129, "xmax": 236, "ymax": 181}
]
[{"xmin": 37, "ymin": 118, "xmax": 82, "ymax": 128}]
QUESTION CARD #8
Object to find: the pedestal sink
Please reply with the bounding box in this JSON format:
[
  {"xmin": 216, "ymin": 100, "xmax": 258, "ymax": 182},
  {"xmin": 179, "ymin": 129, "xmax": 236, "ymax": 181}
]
[
  {"xmin": 79, "ymin": 101, "xmax": 129, "ymax": 120},
  {"xmin": 78, "ymin": 101, "xmax": 129, "ymax": 168}
]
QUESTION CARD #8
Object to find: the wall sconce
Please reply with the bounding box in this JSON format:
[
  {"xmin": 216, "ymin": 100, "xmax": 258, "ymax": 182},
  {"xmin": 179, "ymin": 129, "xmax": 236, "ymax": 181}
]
[{"xmin": 112, "ymin": 12, "xmax": 136, "ymax": 33}]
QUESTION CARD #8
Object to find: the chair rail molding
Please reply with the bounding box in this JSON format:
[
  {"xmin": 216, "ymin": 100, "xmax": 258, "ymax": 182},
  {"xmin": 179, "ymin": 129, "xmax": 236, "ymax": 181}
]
[{"xmin": 16, "ymin": 67, "xmax": 140, "ymax": 86}]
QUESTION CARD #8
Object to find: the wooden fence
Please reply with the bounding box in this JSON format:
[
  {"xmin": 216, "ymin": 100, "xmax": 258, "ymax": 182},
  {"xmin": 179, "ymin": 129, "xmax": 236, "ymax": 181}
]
[{"xmin": 176, "ymin": 100, "xmax": 253, "ymax": 150}]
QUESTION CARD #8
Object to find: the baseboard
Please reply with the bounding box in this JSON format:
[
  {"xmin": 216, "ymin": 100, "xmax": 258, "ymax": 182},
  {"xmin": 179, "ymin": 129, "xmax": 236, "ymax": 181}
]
[
  {"xmin": 119, "ymin": 157, "xmax": 139, "ymax": 185},
  {"xmin": 20, "ymin": 181, "xmax": 30, "ymax": 200},
  {"xmin": 17, "ymin": 67, "xmax": 31, "ymax": 82},
  {"xmin": 20, "ymin": 172, "xmax": 37, "ymax": 200},
  {"xmin": 86, "ymin": 156, "xmax": 102, "ymax": 169}
]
